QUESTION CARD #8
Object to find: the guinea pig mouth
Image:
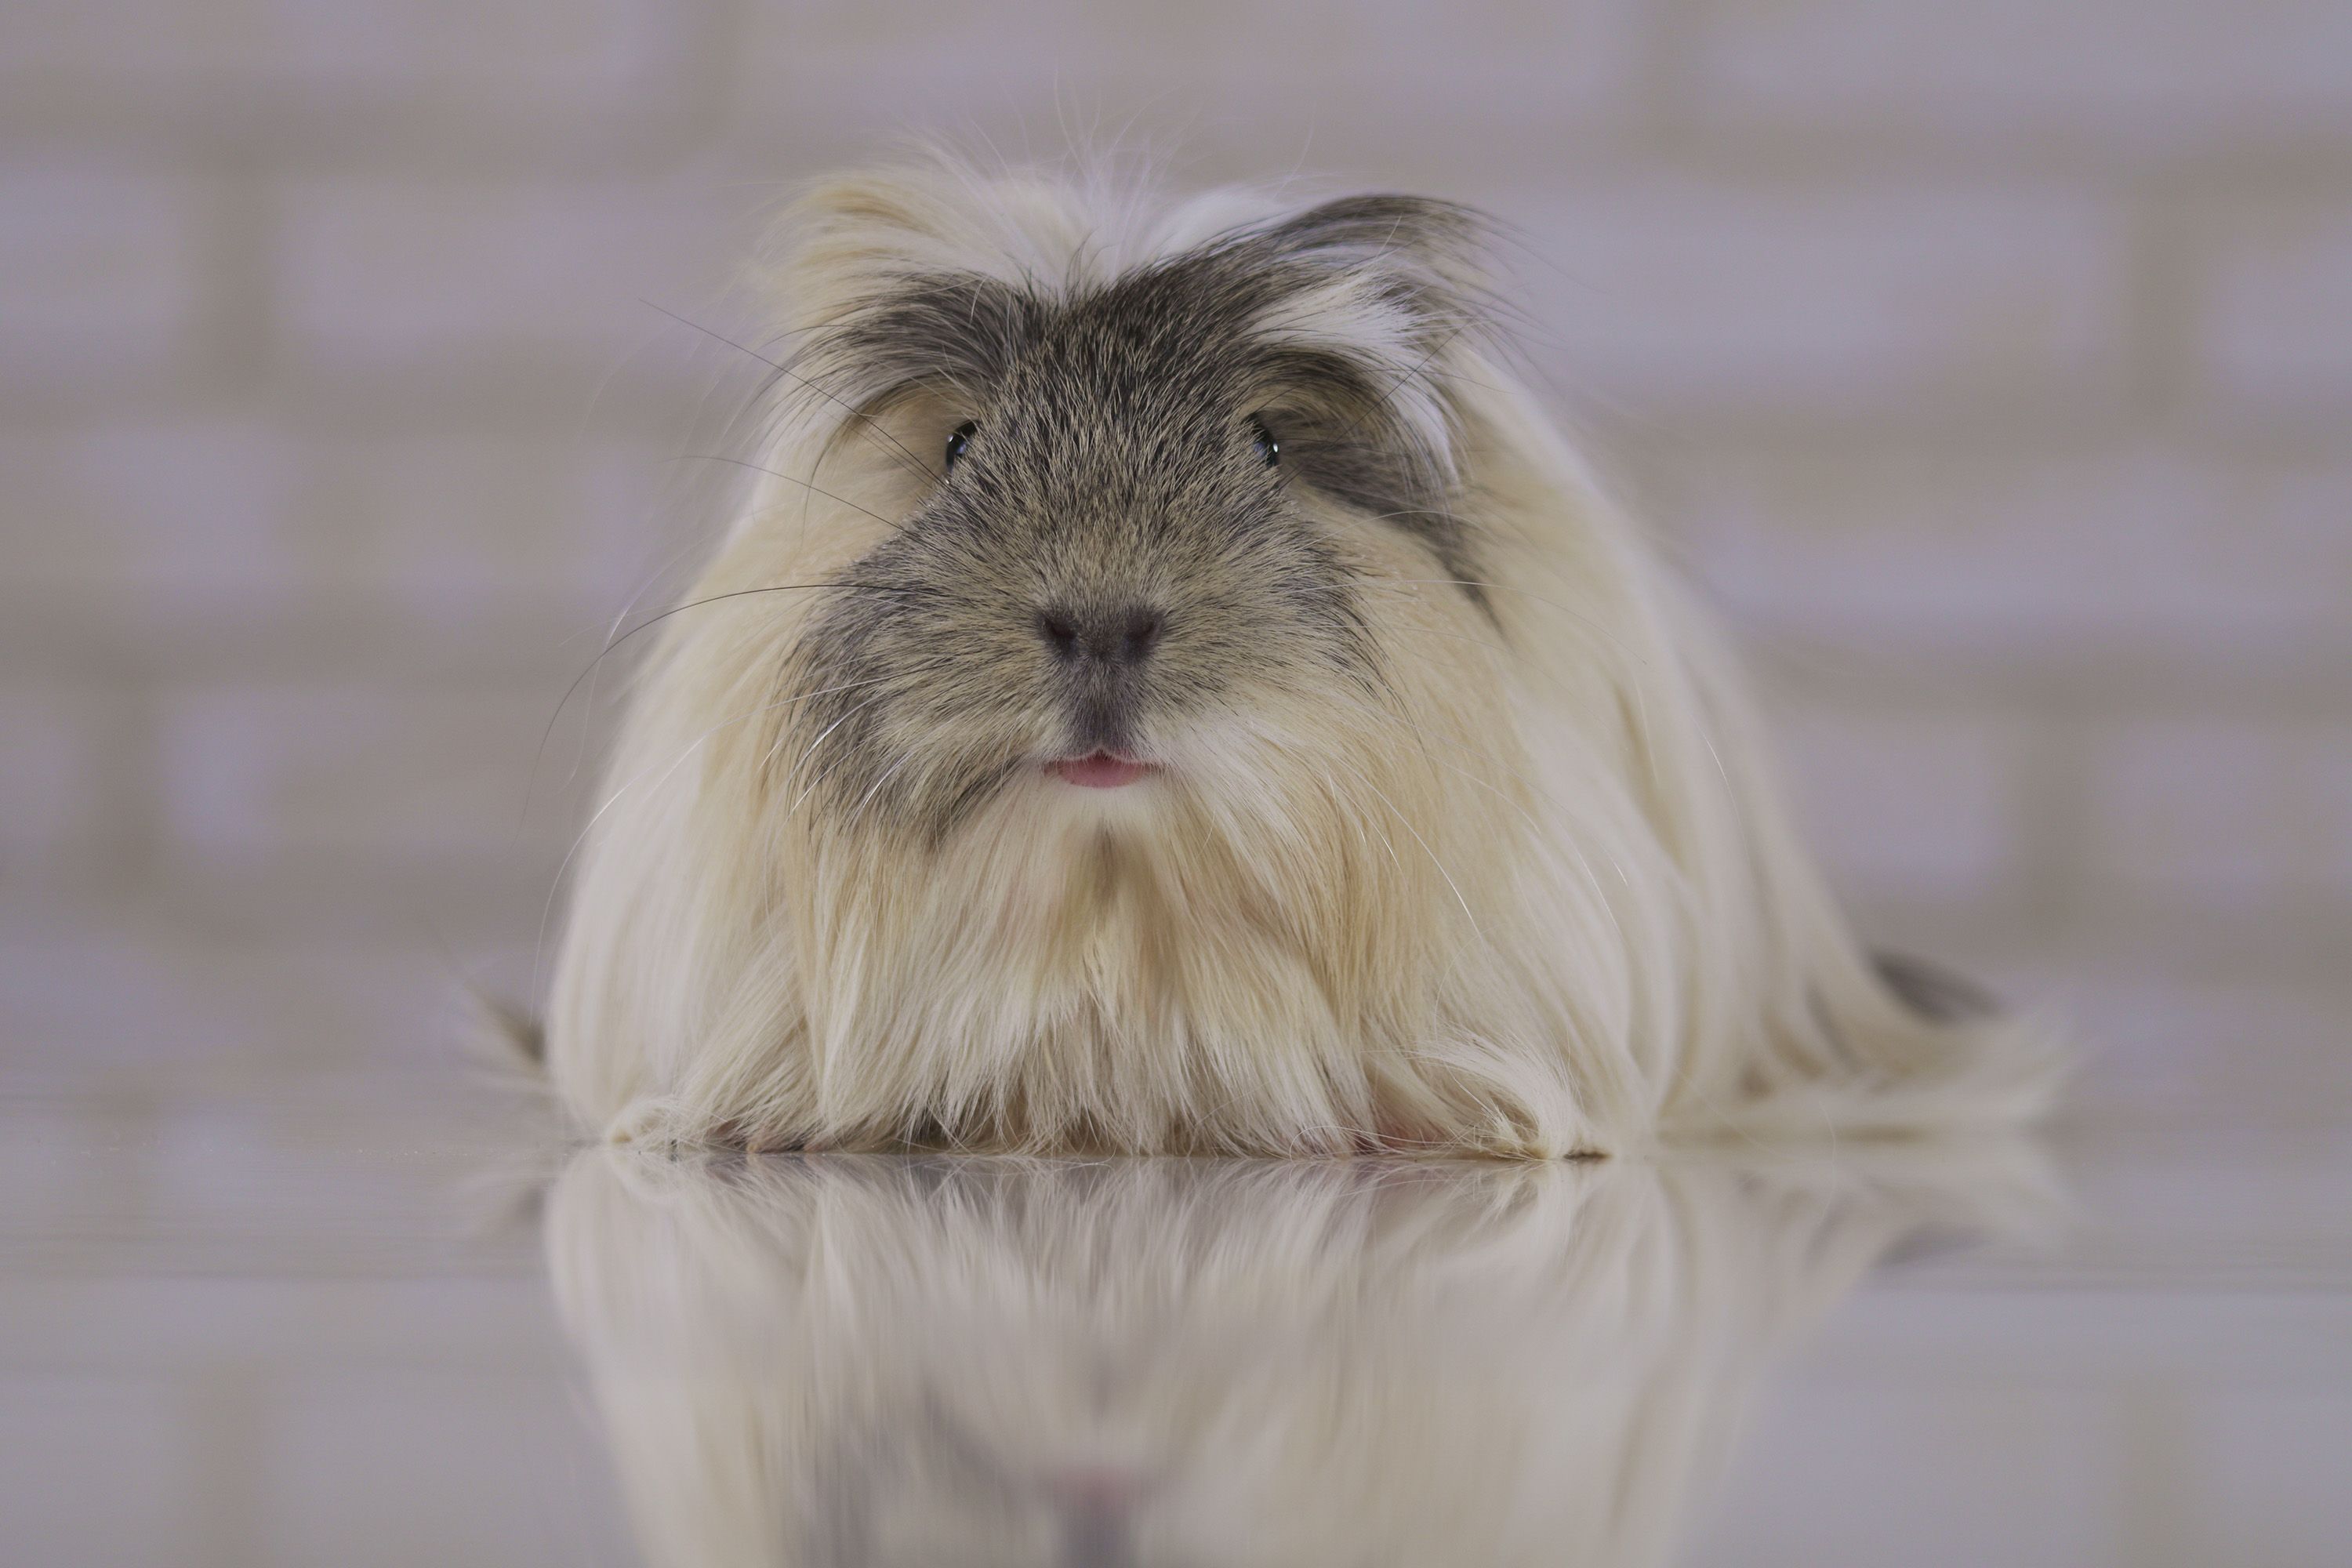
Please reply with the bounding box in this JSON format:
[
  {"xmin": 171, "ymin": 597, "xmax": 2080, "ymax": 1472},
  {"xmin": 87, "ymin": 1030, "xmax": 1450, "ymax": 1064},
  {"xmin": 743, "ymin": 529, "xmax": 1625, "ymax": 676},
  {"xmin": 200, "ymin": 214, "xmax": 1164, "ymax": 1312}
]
[{"xmin": 1045, "ymin": 752, "xmax": 1158, "ymax": 789}]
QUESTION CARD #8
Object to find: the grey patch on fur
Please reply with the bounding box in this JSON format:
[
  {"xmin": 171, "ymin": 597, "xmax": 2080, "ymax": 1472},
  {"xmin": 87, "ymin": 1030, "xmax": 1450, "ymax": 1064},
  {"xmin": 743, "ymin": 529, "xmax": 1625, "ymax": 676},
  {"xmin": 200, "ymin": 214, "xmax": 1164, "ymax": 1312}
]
[
  {"xmin": 779, "ymin": 195, "xmax": 1497, "ymax": 844},
  {"xmin": 467, "ymin": 989, "xmax": 546, "ymax": 1068},
  {"xmin": 1871, "ymin": 949, "xmax": 1998, "ymax": 1023}
]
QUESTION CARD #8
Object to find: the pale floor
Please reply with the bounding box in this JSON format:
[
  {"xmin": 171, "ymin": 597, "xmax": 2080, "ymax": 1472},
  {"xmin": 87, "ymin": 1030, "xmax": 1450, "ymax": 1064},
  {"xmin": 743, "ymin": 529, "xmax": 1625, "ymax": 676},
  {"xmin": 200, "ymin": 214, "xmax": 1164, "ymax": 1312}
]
[{"xmin": 2, "ymin": 1081, "xmax": 2347, "ymax": 1567}]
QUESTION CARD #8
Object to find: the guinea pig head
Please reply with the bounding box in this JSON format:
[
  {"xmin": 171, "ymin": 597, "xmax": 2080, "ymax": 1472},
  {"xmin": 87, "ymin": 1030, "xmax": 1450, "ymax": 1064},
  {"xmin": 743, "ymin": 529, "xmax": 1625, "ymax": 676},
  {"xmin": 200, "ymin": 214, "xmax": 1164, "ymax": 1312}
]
[{"xmin": 762, "ymin": 187, "xmax": 1496, "ymax": 851}]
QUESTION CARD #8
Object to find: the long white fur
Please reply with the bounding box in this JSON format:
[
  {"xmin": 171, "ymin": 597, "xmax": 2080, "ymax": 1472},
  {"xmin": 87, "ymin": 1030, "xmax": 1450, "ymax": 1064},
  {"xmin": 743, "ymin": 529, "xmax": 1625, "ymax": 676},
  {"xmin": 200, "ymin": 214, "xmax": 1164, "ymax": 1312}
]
[{"xmin": 546, "ymin": 156, "xmax": 2057, "ymax": 1156}]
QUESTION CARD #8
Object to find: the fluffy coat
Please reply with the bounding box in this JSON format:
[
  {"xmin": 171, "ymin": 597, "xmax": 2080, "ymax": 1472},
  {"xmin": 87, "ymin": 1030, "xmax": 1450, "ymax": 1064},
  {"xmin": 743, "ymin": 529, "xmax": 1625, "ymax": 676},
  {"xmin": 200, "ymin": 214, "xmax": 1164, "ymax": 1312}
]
[{"xmin": 546, "ymin": 157, "xmax": 2053, "ymax": 1156}]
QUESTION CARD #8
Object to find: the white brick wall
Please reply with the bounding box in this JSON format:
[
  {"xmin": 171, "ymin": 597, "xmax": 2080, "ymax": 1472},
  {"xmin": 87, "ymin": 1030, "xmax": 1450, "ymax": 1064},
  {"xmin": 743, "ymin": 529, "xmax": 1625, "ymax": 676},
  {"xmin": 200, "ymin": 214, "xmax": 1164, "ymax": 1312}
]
[
  {"xmin": 1771, "ymin": 701, "xmax": 2031, "ymax": 909},
  {"xmin": 3, "ymin": 0, "xmax": 677, "ymax": 92},
  {"xmin": 1669, "ymin": 445, "xmax": 2352, "ymax": 665},
  {"xmin": 0, "ymin": 422, "xmax": 302, "ymax": 614},
  {"xmin": 2, "ymin": 0, "xmax": 2345, "ymax": 1131},
  {"xmin": 1496, "ymin": 178, "xmax": 2127, "ymax": 419},
  {"xmin": 0, "ymin": 165, "xmax": 205, "ymax": 397},
  {"xmin": 277, "ymin": 175, "xmax": 740, "ymax": 376},
  {"xmin": 726, "ymin": 0, "xmax": 1652, "ymax": 139},
  {"xmin": 0, "ymin": 933, "xmax": 489, "ymax": 1075},
  {"xmin": 2086, "ymin": 717, "xmax": 2352, "ymax": 908},
  {"xmin": 0, "ymin": 685, "xmax": 138, "ymax": 875},
  {"xmin": 158, "ymin": 684, "xmax": 566, "ymax": 863},
  {"xmin": 1685, "ymin": 0, "xmax": 2352, "ymax": 146},
  {"xmin": 2195, "ymin": 198, "xmax": 2352, "ymax": 416},
  {"xmin": 0, "ymin": 1374, "xmax": 192, "ymax": 1566}
]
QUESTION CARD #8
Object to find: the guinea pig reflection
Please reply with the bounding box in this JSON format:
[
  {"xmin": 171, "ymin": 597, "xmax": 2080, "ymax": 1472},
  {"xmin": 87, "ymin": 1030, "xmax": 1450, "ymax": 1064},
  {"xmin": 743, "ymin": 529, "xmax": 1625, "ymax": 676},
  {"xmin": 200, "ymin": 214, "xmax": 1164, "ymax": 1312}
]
[{"xmin": 545, "ymin": 1147, "xmax": 2049, "ymax": 1568}]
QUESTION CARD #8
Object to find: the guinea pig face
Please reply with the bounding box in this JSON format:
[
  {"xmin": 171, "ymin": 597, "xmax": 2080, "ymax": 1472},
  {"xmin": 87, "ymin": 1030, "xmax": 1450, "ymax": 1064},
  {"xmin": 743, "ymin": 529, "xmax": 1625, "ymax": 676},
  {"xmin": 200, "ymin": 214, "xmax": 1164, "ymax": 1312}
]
[{"xmin": 766, "ymin": 196, "xmax": 1491, "ymax": 851}]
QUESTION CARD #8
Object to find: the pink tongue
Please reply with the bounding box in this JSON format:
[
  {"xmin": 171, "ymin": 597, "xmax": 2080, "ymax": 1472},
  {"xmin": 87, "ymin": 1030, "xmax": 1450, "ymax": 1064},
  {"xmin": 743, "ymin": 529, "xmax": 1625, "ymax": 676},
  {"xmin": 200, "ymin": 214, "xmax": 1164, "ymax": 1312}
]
[{"xmin": 1049, "ymin": 753, "xmax": 1152, "ymax": 789}]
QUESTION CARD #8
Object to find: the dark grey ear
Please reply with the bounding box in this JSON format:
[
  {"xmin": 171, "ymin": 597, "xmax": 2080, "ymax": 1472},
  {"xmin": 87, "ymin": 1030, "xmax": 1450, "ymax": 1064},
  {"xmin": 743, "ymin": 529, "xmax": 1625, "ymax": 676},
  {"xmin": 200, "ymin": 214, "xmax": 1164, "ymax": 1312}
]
[
  {"xmin": 1260, "ymin": 194, "xmax": 1487, "ymax": 276},
  {"xmin": 818, "ymin": 271, "xmax": 1040, "ymax": 405}
]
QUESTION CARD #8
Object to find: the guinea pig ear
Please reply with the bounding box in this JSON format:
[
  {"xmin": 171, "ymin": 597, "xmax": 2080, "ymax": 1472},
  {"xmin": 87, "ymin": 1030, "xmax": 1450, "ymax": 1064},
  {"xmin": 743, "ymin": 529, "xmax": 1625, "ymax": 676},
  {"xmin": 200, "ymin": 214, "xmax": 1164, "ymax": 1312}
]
[
  {"xmin": 1238, "ymin": 195, "xmax": 1495, "ymax": 480},
  {"xmin": 1245, "ymin": 192, "xmax": 1497, "ymax": 386},
  {"xmin": 760, "ymin": 168, "xmax": 969, "ymax": 330},
  {"xmin": 753, "ymin": 164, "xmax": 1058, "ymax": 420},
  {"xmin": 760, "ymin": 162, "xmax": 1089, "ymax": 328},
  {"xmin": 1260, "ymin": 194, "xmax": 1490, "ymax": 296}
]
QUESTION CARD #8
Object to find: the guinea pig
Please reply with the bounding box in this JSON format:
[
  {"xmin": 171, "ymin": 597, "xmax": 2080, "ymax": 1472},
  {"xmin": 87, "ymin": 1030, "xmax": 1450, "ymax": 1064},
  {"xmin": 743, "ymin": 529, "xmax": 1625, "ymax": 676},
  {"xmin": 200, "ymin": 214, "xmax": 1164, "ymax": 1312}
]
[{"xmin": 540, "ymin": 154, "xmax": 2056, "ymax": 1156}]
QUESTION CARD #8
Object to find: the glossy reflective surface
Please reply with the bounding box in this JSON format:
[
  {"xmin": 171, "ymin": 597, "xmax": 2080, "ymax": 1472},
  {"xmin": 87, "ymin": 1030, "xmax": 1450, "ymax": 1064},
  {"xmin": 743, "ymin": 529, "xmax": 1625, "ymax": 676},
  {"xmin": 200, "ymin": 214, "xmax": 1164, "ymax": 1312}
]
[{"xmin": 3, "ymin": 1093, "xmax": 2347, "ymax": 1566}]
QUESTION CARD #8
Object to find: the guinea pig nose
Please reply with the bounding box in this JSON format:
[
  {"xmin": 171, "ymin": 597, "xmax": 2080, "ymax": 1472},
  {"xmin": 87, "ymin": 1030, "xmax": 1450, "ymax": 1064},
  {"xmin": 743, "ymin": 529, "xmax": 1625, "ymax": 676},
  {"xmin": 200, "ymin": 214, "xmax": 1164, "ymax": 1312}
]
[
  {"xmin": 1113, "ymin": 607, "xmax": 1165, "ymax": 663},
  {"xmin": 1036, "ymin": 604, "xmax": 1165, "ymax": 668},
  {"xmin": 1036, "ymin": 608, "xmax": 1082, "ymax": 660}
]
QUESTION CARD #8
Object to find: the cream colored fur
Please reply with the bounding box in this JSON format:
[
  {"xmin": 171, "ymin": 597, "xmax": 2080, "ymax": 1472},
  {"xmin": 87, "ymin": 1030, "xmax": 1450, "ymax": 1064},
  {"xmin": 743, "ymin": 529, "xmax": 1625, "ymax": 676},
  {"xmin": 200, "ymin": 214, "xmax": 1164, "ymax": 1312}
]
[{"xmin": 546, "ymin": 157, "xmax": 2056, "ymax": 1156}]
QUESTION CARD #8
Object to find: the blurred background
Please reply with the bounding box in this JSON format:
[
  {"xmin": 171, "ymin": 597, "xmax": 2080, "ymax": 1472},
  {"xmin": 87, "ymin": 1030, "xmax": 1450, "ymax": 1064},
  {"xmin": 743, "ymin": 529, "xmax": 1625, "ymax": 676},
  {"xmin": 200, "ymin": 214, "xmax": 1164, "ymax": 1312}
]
[
  {"xmin": 9, "ymin": 0, "xmax": 2348, "ymax": 1131},
  {"xmin": 5, "ymin": 5, "xmax": 2350, "ymax": 1566}
]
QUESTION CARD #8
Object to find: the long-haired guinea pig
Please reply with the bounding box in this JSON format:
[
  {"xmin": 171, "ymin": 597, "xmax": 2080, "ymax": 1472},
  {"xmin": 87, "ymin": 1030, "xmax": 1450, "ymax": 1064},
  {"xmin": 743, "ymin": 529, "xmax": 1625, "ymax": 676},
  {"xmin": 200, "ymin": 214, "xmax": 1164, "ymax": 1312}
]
[{"xmin": 541, "ymin": 155, "xmax": 2057, "ymax": 1156}]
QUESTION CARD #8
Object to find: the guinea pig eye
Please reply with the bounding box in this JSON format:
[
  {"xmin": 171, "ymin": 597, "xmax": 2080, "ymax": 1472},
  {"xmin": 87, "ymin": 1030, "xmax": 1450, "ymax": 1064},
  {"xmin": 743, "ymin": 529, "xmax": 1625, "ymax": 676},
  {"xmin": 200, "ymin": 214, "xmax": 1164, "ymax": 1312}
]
[
  {"xmin": 1248, "ymin": 416, "xmax": 1279, "ymax": 468},
  {"xmin": 943, "ymin": 421, "xmax": 976, "ymax": 473}
]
